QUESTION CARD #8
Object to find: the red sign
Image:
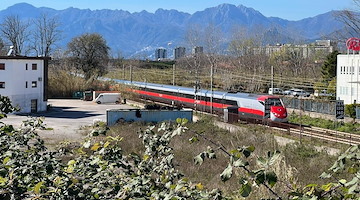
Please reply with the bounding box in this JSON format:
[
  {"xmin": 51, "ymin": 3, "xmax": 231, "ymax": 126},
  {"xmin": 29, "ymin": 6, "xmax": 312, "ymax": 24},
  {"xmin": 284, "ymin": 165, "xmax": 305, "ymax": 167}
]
[{"xmin": 346, "ymin": 37, "xmax": 360, "ymax": 51}]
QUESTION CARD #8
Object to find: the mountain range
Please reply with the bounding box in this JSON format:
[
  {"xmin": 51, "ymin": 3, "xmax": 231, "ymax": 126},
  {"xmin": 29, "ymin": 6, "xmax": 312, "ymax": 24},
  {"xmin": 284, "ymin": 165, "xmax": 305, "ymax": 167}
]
[{"xmin": 0, "ymin": 3, "xmax": 347, "ymax": 58}]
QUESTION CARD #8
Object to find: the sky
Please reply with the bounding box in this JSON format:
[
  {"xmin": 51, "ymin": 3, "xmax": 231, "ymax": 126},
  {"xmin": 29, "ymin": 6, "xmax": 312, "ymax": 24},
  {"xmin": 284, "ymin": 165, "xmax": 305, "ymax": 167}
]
[{"xmin": 0, "ymin": 0, "xmax": 356, "ymax": 21}]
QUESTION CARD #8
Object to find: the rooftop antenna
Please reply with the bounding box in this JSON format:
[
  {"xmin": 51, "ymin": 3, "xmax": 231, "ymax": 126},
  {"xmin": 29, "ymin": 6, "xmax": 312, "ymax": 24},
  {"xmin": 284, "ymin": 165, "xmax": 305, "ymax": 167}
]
[{"xmin": 7, "ymin": 46, "xmax": 15, "ymax": 56}]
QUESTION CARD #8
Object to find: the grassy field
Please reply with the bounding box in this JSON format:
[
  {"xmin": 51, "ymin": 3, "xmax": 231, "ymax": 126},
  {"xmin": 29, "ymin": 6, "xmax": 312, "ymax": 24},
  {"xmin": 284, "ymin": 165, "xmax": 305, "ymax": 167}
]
[{"xmin": 103, "ymin": 116, "xmax": 342, "ymax": 198}]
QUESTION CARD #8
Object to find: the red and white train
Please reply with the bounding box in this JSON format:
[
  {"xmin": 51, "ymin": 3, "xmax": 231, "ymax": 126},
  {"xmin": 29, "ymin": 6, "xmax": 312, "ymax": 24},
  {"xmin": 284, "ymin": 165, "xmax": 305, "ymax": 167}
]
[{"xmin": 114, "ymin": 80, "xmax": 288, "ymax": 122}]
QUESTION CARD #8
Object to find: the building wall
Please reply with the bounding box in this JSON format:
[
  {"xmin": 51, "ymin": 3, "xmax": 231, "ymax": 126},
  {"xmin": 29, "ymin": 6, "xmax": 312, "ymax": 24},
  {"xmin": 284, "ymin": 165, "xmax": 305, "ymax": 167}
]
[
  {"xmin": 174, "ymin": 47, "xmax": 186, "ymax": 59},
  {"xmin": 337, "ymin": 54, "xmax": 360, "ymax": 104},
  {"xmin": 0, "ymin": 58, "xmax": 47, "ymax": 113},
  {"xmin": 155, "ymin": 48, "xmax": 167, "ymax": 60}
]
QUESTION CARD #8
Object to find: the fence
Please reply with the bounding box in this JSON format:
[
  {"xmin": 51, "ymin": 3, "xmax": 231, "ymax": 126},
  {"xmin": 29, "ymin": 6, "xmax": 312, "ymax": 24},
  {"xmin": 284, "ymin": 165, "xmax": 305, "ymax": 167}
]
[{"xmin": 281, "ymin": 97, "xmax": 336, "ymax": 115}]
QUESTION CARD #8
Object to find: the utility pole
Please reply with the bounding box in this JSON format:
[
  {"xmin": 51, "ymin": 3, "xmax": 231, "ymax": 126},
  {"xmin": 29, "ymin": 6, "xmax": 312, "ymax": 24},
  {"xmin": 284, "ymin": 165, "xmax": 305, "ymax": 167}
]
[
  {"xmin": 172, "ymin": 64, "xmax": 175, "ymax": 86},
  {"xmin": 123, "ymin": 64, "xmax": 125, "ymax": 79},
  {"xmin": 271, "ymin": 66, "xmax": 274, "ymax": 93},
  {"xmin": 210, "ymin": 63, "xmax": 214, "ymax": 114},
  {"xmin": 130, "ymin": 65, "xmax": 133, "ymax": 83}
]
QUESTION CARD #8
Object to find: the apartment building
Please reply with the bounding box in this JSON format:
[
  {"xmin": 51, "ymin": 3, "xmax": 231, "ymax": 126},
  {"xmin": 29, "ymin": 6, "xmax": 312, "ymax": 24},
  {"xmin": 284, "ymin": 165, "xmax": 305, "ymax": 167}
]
[
  {"xmin": 337, "ymin": 54, "xmax": 360, "ymax": 104},
  {"xmin": 0, "ymin": 56, "xmax": 50, "ymax": 113}
]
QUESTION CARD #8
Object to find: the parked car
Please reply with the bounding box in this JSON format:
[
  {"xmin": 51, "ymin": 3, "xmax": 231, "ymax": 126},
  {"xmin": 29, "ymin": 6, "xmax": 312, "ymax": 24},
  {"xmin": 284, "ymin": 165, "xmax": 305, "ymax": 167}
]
[
  {"xmin": 314, "ymin": 89, "xmax": 334, "ymax": 97},
  {"xmin": 283, "ymin": 89, "xmax": 295, "ymax": 95},
  {"xmin": 268, "ymin": 88, "xmax": 283, "ymax": 95},
  {"xmin": 292, "ymin": 89, "xmax": 310, "ymax": 97},
  {"xmin": 94, "ymin": 93, "xmax": 121, "ymax": 104}
]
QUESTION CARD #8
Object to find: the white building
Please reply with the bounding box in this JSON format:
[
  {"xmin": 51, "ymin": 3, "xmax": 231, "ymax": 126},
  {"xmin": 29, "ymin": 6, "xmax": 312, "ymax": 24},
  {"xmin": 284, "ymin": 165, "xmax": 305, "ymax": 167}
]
[
  {"xmin": 0, "ymin": 56, "xmax": 50, "ymax": 113},
  {"xmin": 337, "ymin": 54, "xmax": 360, "ymax": 104}
]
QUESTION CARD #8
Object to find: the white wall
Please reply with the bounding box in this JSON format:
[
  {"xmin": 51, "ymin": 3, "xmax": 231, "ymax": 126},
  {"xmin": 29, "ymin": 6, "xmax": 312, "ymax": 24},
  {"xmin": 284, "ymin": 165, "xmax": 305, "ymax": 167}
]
[
  {"xmin": 0, "ymin": 58, "xmax": 47, "ymax": 113},
  {"xmin": 337, "ymin": 54, "xmax": 360, "ymax": 104}
]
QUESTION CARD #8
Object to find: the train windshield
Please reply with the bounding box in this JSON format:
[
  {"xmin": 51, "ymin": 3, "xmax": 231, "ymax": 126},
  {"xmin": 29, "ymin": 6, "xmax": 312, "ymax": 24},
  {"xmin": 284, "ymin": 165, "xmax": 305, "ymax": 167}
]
[
  {"xmin": 260, "ymin": 98, "xmax": 283, "ymax": 106},
  {"xmin": 267, "ymin": 98, "xmax": 283, "ymax": 106}
]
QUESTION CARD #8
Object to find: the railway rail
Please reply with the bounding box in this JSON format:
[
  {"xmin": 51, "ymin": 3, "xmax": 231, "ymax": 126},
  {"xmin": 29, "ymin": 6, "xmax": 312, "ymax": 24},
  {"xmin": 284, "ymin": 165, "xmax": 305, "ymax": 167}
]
[
  {"xmin": 270, "ymin": 122, "xmax": 360, "ymax": 146},
  {"xmin": 133, "ymin": 99, "xmax": 360, "ymax": 146}
]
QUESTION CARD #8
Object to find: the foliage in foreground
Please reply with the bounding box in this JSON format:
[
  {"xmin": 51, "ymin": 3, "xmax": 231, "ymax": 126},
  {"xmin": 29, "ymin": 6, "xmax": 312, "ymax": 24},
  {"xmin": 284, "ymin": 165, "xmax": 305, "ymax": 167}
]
[
  {"xmin": 0, "ymin": 96, "xmax": 359, "ymax": 199},
  {"xmin": 0, "ymin": 98, "xmax": 222, "ymax": 199}
]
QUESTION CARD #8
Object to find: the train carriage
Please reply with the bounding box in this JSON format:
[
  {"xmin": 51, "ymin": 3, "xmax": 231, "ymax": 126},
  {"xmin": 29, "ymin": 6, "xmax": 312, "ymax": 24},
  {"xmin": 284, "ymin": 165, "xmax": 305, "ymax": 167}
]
[{"xmin": 113, "ymin": 80, "xmax": 287, "ymax": 122}]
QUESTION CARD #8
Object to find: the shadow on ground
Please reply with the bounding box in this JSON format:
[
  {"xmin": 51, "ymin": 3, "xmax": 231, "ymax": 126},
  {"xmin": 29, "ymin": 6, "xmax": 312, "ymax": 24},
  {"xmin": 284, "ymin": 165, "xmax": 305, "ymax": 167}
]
[{"xmin": 16, "ymin": 106, "xmax": 102, "ymax": 119}]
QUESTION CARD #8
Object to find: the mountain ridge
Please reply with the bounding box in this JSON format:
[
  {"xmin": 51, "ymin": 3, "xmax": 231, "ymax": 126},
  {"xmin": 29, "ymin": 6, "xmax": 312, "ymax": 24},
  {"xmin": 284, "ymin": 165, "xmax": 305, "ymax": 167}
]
[{"xmin": 0, "ymin": 3, "xmax": 347, "ymax": 57}]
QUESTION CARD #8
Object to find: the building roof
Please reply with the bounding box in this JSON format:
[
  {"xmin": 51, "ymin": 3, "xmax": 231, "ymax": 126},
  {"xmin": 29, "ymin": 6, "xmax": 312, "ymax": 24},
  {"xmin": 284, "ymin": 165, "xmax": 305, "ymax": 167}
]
[{"xmin": 0, "ymin": 56, "xmax": 51, "ymax": 60}]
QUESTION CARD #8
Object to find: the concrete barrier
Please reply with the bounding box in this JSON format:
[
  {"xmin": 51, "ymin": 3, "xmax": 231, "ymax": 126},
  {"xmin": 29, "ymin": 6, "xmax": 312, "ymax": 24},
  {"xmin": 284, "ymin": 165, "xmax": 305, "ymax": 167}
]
[{"xmin": 106, "ymin": 109, "xmax": 193, "ymax": 126}]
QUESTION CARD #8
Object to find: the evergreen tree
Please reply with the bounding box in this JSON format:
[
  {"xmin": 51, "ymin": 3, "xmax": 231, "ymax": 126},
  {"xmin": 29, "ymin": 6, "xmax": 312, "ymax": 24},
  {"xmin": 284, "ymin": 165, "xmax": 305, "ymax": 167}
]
[{"xmin": 321, "ymin": 50, "xmax": 339, "ymax": 82}]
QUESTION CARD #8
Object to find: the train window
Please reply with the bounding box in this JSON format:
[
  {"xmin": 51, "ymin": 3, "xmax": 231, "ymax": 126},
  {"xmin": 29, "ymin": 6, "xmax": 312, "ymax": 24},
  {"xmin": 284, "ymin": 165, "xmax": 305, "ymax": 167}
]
[
  {"xmin": 223, "ymin": 99, "xmax": 238, "ymax": 106},
  {"xmin": 267, "ymin": 98, "xmax": 282, "ymax": 106}
]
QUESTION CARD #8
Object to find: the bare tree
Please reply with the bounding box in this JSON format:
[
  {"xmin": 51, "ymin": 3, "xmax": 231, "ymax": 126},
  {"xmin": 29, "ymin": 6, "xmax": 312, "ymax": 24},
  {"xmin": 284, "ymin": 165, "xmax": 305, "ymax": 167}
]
[
  {"xmin": 336, "ymin": 0, "xmax": 360, "ymax": 35},
  {"xmin": 67, "ymin": 33, "xmax": 110, "ymax": 80},
  {"xmin": 32, "ymin": 13, "xmax": 62, "ymax": 57},
  {"xmin": 0, "ymin": 15, "xmax": 29, "ymax": 55}
]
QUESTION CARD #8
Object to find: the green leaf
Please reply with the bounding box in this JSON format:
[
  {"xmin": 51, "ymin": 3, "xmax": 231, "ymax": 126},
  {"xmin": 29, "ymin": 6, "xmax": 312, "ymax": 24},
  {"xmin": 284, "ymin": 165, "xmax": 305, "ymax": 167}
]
[
  {"xmin": 2, "ymin": 157, "xmax": 10, "ymax": 165},
  {"xmin": 255, "ymin": 170, "xmax": 265, "ymax": 185},
  {"xmin": 67, "ymin": 160, "xmax": 76, "ymax": 166},
  {"xmin": 189, "ymin": 136, "xmax": 199, "ymax": 144},
  {"xmin": 239, "ymin": 183, "xmax": 252, "ymax": 197},
  {"xmin": 319, "ymin": 172, "xmax": 332, "ymax": 179},
  {"xmin": 321, "ymin": 183, "xmax": 334, "ymax": 192},
  {"xmin": 83, "ymin": 140, "xmax": 91, "ymax": 148},
  {"xmin": 246, "ymin": 146, "xmax": 255, "ymax": 152},
  {"xmin": 348, "ymin": 167, "xmax": 358, "ymax": 174},
  {"xmin": 34, "ymin": 181, "xmax": 44, "ymax": 194},
  {"xmin": 220, "ymin": 164, "xmax": 233, "ymax": 182},
  {"xmin": 0, "ymin": 176, "xmax": 8, "ymax": 186},
  {"xmin": 176, "ymin": 118, "xmax": 188, "ymax": 125},
  {"xmin": 265, "ymin": 171, "xmax": 277, "ymax": 187}
]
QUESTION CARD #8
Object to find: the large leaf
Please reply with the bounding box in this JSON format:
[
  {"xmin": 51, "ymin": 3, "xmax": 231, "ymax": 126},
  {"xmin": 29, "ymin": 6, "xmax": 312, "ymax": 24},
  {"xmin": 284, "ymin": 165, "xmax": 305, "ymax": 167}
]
[
  {"xmin": 265, "ymin": 171, "xmax": 278, "ymax": 187},
  {"xmin": 34, "ymin": 181, "xmax": 44, "ymax": 194},
  {"xmin": 220, "ymin": 164, "xmax": 233, "ymax": 182},
  {"xmin": 233, "ymin": 159, "xmax": 249, "ymax": 167},
  {"xmin": 194, "ymin": 153, "xmax": 205, "ymax": 165},
  {"xmin": 239, "ymin": 183, "xmax": 252, "ymax": 197}
]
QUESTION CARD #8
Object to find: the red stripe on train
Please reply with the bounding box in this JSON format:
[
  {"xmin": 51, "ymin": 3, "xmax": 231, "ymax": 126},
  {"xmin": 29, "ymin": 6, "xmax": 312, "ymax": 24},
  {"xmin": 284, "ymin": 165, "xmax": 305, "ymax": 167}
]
[{"xmin": 134, "ymin": 89, "xmax": 264, "ymax": 117}]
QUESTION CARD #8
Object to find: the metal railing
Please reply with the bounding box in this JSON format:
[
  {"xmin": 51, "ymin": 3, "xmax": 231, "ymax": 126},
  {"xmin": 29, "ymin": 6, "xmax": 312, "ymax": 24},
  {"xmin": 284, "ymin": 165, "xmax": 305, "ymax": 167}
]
[{"xmin": 281, "ymin": 97, "xmax": 336, "ymax": 115}]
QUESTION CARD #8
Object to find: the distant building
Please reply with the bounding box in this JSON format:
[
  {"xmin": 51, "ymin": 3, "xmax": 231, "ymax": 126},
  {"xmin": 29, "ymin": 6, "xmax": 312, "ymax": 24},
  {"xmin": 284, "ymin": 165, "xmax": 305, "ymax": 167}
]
[
  {"xmin": 155, "ymin": 48, "xmax": 167, "ymax": 60},
  {"xmin": 192, "ymin": 46, "xmax": 203, "ymax": 54},
  {"xmin": 337, "ymin": 54, "xmax": 360, "ymax": 104},
  {"xmin": 174, "ymin": 47, "xmax": 186, "ymax": 59},
  {"xmin": 257, "ymin": 40, "xmax": 336, "ymax": 58},
  {"xmin": 0, "ymin": 56, "xmax": 50, "ymax": 113}
]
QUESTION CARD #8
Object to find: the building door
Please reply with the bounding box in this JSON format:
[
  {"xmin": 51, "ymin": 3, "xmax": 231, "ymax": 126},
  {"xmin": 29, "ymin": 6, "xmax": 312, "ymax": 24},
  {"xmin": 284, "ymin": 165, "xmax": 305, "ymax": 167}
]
[{"xmin": 31, "ymin": 99, "xmax": 37, "ymax": 113}]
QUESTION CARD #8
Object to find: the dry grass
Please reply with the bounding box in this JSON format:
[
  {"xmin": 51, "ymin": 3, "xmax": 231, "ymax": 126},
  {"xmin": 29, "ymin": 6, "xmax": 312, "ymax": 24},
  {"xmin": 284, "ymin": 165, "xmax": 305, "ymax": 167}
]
[{"xmin": 107, "ymin": 117, "xmax": 339, "ymax": 198}]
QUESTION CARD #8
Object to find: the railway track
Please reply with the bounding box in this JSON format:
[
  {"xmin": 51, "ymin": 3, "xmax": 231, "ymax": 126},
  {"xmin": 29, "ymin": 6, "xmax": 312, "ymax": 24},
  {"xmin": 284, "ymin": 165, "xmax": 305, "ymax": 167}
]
[
  {"xmin": 270, "ymin": 123, "xmax": 360, "ymax": 145},
  {"xmin": 133, "ymin": 99, "xmax": 360, "ymax": 146}
]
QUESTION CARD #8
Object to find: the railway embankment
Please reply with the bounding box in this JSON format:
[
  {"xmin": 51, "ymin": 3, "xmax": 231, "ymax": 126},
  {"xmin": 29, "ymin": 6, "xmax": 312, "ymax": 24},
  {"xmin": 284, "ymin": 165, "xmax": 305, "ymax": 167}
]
[
  {"xmin": 213, "ymin": 121, "xmax": 341, "ymax": 155},
  {"xmin": 287, "ymin": 108, "xmax": 358, "ymax": 123}
]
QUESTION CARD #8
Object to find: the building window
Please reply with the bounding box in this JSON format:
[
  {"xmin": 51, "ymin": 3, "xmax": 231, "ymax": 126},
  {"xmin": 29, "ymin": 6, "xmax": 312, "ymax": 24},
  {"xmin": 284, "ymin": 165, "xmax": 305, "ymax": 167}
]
[
  {"xmin": 25, "ymin": 81, "xmax": 28, "ymax": 88},
  {"xmin": 32, "ymin": 64, "xmax": 37, "ymax": 70},
  {"xmin": 0, "ymin": 82, "xmax": 5, "ymax": 88},
  {"xmin": 0, "ymin": 63, "xmax": 4, "ymax": 70},
  {"xmin": 26, "ymin": 64, "xmax": 28, "ymax": 70},
  {"xmin": 32, "ymin": 81, "xmax": 37, "ymax": 88}
]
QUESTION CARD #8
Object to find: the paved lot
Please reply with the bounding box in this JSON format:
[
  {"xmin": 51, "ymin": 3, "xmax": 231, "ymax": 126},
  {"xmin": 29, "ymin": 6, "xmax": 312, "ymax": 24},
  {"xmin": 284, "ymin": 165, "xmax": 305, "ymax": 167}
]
[{"xmin": 1, "ymin": 99, "xmax": 136, "ymax": 146}]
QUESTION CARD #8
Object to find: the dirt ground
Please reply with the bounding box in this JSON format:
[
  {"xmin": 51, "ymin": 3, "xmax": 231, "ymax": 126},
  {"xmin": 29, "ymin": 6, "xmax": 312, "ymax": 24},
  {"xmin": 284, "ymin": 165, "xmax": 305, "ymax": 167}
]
[{"xmin": 1, "ymin": 99, "xmax": 136, "ymax": 147}]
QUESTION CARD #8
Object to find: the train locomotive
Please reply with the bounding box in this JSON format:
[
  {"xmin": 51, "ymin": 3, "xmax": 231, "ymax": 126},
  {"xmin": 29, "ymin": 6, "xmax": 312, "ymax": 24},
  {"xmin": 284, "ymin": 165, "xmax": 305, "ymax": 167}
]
[{"xmin": 114, "ymin": 79, "xmax": 288, "ymax": 122}]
